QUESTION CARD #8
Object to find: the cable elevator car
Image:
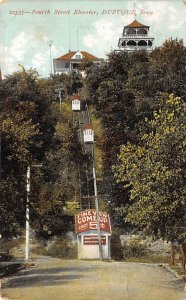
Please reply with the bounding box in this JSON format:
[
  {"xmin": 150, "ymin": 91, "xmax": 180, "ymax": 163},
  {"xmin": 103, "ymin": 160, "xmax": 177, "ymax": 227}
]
[
  {"xmin": 83, "ymin": 123, "xmax": 94, "ymax": 143},
  {"xmin": 72, "ymin": 94, "xmax": 81, "ymax": 111}
]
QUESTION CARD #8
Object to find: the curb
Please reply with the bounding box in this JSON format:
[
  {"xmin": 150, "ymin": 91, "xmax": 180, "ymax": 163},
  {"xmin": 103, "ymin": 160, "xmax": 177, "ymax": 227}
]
[{"xmin": 159, "ymin": 263, "xmax": 186, "ymax": 282}]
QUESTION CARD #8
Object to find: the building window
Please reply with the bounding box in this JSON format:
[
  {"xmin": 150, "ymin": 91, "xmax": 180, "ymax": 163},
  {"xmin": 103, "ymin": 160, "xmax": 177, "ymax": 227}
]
[
  {"xmin": 126, "ymin": 28, "xmax": 136, "ymax": 35},
  {"xmin": 138, "ymin": 40, "xmax": 147, "ymax": 46},
  {"xmin": 56, "ymin": 61, "xmax": 64, "ymax": 69},
  {"xmin": 137, "ymin": 28, "xmax": 147, "ymax": 35},
  {"xmin": 127, "ymin": 40, "xmax": 136, "ymax": 46},
  {"xmin": 76, "ymin": 55, "xmax": 81, "ymax": 59}
]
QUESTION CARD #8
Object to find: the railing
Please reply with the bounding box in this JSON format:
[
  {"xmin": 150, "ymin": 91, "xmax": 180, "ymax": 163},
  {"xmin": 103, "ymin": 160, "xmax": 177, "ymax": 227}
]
[
  {"xmin": 120, "ymin": 36, "xmax": 154, "ymax": 40},
  {"xmin": 123, "ymin": 34, "xmax": 149, "ymax": 38},
  {"xmin": 54, "ymin": 67, "xmax": 79, "ymax": 74},
  {"xmin": 119, "ymin": 46, "xmax": 153, "ymax": 51}
]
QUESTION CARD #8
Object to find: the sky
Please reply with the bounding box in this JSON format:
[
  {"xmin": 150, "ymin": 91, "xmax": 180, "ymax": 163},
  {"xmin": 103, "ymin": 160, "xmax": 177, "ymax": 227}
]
[{"xmin": 0, "ymin": 0, "xmax": 186, "ymax": 77}]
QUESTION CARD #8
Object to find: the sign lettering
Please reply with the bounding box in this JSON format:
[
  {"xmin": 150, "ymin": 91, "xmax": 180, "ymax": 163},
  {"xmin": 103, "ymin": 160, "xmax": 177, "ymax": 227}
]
[
  {"xmin": 75, "ymin": 209, "xmax": 111, "ymax": 234},
  {"xmin": 83, "ymin": 235, "xmax": 106, "ymax": 245}
]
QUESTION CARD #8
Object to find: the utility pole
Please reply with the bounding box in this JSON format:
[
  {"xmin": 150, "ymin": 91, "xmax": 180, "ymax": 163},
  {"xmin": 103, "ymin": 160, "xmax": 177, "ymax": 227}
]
[
  {"xmin": 25, "ymin": 164, "xmax": 42, "ymax": 261},
  {"xmin": 77, "ymin": 28, "xmax": 79, "ymax": 50},
  {"xmin": 49, "ymin": 40, "xmax": 53, "ymax": 76},
  {"xmin": 0, "ymin": 136, "xmax": 1, "ymax": 182},
  {"xmin": 25, "ymin": 166, "xmax": 30, "ymax": 261},
  {"xmin": 59, "ymin": 90, "xmax": 62, "ymax": 109},
  {"xmin": 92, "ymin": 148, "xmax": 103, "ymax": 260},
  {"xmin": 55, "ymin": 86, "xmax": 64, "ymax": 110},
  {"xmin": 58, "ymin": 89, "xmax": 62, "ymax": 110},
  {"xmin": 0, "ymin": 98, "xmax": 3, "ymax": 182}
]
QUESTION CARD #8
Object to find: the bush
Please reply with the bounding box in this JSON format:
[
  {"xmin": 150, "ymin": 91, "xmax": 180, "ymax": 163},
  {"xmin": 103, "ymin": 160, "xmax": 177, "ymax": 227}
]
[
  {"xmin": 122, "ymin": 239, "xmax": 148, "ymax": 259},
  {"xmin": 0, "ymin": 237, "xmax": 22, "ymax": 253},
  {"xmin": 111, "ymin": 234, "xmax": 124, "ymax": 260},
  {"xmin": 0, "ymin": 252, "xmax": 14, "ymax": 262},
  {"xmin": 46, "ymin": 234, "xmax": 78, "ymax": 259}
]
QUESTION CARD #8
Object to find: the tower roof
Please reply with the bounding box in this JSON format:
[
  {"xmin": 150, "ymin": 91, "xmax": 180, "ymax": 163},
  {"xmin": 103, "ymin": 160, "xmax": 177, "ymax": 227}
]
[{"xmin": 125, "ymin": 20, "xmax": 149, "ymax": 28}]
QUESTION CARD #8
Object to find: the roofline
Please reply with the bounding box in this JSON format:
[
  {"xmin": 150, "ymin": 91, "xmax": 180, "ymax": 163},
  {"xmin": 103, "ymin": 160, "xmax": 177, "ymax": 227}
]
[
  {"xmin": 83, "ymin": 123, "xmax": 93, "ymax": 130},
  {"xmin": 124, "ymin": 19, "xmax": 149, "ymax": 29},
  {"xmin": 54, "ymin": 50, "xmax": 100, "ymax": 61}
]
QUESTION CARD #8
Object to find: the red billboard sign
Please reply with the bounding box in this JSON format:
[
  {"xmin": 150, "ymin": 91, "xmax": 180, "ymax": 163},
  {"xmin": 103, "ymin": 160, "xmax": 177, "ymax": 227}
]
[
  {"xmin": 75, "ymin": 209, "xmax": 111, "ymax": 234},
  {"xmin": 83, "ymin": 235, "xmax": 106, "ymax": 245}
]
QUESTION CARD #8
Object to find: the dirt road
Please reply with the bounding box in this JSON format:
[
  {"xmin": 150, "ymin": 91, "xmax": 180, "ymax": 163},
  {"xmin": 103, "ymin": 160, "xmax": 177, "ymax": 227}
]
[{"xmin": 2, "ymin": 257, "xmax": 185, "ymax": 300}]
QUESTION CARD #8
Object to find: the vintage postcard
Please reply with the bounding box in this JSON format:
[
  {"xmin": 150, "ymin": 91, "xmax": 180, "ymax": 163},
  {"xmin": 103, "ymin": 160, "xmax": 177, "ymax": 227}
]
[
  {"xmin": 0, "ymin": 0, "xmax": 185, "ymax": 77},
  {"xmin": 0, "ymin": 0, "xmax": 185, "ymax": 299}
]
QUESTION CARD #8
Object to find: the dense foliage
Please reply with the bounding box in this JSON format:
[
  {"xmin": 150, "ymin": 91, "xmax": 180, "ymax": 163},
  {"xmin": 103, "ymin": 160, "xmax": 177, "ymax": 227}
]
[
  {"xmin": 0, "ymin": 69, "xmax": 83, "ymax": 239},
  {"xmin": 0, "ymin": 38, "xmax": 185, "ymax": 268},
  {"xmin": 114, "ymin": 95, "xmax": 186, "ymax": 243},
  {"xmin": 85, "ymin": 39, "xmax": 186, "ymax": 230}
]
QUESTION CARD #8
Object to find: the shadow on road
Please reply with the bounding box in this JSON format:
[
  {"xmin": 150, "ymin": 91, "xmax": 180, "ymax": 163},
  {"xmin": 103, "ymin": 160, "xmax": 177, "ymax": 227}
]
[{"xmin": 3, "ymin": 265, "xmax": 95, "ymax": 288}]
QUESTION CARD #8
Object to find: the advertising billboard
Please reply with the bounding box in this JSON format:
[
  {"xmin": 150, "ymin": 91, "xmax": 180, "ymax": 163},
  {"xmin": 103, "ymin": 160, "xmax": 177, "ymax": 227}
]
[{"xmin": 75, "ymin": 209, "xmax": 111, "ymax": 234}]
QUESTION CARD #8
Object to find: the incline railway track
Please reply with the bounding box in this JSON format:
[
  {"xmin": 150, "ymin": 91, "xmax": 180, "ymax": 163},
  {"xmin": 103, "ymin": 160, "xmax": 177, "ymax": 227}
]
[{"xmin": 72, "ymin": 99, "xmax": 96, "ymax": 210}]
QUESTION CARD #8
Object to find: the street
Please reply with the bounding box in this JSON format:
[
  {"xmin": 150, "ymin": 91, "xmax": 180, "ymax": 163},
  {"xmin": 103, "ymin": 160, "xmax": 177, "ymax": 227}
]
[{"xmin": 2, "ymin": 257, "xmax": 185, "ymax": 300}]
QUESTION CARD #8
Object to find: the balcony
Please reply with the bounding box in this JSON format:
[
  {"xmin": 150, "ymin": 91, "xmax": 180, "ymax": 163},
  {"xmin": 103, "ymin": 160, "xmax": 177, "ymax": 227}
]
[
  {"xmin": 120, "ymin": 36, "xmax": 154, "ymax": 41},
  {"xmin": 124, "ymin": 34, "xmax": 149, "ymax": 38},
  {"xmin": 54, "ymin": 67, "xmax": 74, "ymax": 74},
  {"xmin": 119, "ymin": 45, "xmax": 153, "ymax": 51}
]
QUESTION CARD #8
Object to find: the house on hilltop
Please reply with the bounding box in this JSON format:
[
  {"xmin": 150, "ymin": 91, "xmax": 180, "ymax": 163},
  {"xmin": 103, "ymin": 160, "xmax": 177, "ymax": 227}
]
[{"xmin": 53, "ymin": 50, "xmax": 102, "ymax": 74}]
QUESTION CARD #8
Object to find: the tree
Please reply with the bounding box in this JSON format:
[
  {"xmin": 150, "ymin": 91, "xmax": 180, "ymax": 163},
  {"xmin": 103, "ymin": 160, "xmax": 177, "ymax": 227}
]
[
  {"xmin": 85, "ymin": 39, "xmax": 186, "ymax": 230},
  {"xmin": 51, "ymin": 72, "xmax": 83, "ymax": 96},
  {"xmin": 148, "ymin": 38, "xmax": 186, "ymax": 99},
  {"xmin": 0, "ymin": 69, "xmax": 58, "ymax": 238},
  {"xmin": 28, "ymin": 96, "xmax": 86, "ymax": 238},
  {"xmin": 114, "ymin": 94, "xmax": 186, "ymax": 269},
  {"xmin": 86, "ymin": 51, "xmax": 152, "ymax": 227},
  {"xmin": 0, "ymin": 67, "xmax": 86, "ymax": 240}
]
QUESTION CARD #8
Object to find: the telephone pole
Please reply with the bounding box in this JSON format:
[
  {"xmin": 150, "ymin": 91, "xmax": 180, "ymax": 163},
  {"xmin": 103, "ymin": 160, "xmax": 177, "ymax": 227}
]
[
  {"xmin": 55, "ymin": 85, "xmax": 64, "ymax": 110},
  {"xmin": 25, "ymin": 166, "xmax": 30, "ymax": 261},
  {"xmin": 25, "ymin": 164, "xmax": 42, "ymax": 261},
  {"xmin": 49, "ymin": 41, "xmax": 53, "ymax": 76},
  {"xmin": 92, "ymin": 147, "xmax": 103, "ymax": 260}
]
